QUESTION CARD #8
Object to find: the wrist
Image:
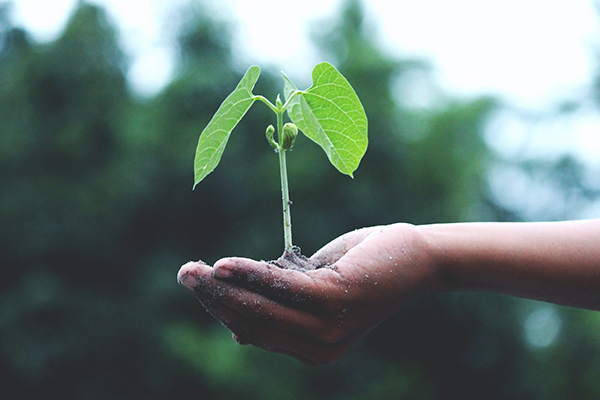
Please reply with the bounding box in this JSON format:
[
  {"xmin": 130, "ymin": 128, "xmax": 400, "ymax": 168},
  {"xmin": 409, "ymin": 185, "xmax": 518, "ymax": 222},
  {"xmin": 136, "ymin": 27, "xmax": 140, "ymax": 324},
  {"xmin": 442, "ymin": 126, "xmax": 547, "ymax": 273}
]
[
  {"xmin": 383, "ymin": 223, "xmax": 446, "ymax": 296},
  {"xmin": 414, "ymin": 223, "xmax": 458, "ymax": 293}
]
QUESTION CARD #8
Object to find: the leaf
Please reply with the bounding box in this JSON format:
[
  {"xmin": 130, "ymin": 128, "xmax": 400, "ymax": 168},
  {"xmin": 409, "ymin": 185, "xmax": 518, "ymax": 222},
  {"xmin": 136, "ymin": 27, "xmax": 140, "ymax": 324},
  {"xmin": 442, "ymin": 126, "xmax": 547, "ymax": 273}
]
[
  {"xmin": 193, "ymin": 66, "xmax": 260, "ymax": 189},
  {"xmin": 283, "ymin": 62, "xmax": 368, "ymax": 177}
]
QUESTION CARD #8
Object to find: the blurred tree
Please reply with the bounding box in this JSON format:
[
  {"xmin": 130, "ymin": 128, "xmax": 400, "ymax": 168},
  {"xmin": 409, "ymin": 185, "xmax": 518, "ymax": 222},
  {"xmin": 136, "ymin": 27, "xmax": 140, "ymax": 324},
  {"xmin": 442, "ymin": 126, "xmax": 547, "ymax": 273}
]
[
  {"xmin": 0, "ymin": 3, "xmax": 207, "ymax": 397},
  {"xmin": 0, "ymin": 2, "xmax": 130, "ymax": 279}
]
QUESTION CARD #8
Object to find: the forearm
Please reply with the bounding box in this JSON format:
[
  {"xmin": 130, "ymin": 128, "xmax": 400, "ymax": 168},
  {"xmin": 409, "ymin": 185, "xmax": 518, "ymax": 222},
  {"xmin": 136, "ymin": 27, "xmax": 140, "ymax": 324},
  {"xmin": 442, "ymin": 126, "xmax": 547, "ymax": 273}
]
[{"xmin": 419, "ymin": 219, "xmax": 600, "ymax": 310}]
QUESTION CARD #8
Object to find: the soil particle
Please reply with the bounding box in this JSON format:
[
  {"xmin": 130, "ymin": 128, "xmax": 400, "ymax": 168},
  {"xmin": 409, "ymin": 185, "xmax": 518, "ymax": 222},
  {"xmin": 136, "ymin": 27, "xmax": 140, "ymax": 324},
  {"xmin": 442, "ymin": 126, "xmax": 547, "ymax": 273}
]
[{"xmin": 270, "ymin": 245, "xmax": 326, "ymax": 271}]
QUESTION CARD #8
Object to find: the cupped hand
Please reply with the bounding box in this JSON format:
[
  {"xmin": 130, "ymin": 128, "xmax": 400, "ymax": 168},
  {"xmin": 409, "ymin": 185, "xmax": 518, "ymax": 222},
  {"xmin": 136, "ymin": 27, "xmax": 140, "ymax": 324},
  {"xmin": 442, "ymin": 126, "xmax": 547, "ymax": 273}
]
[{"xmin": 177, "ymin": 223, "xmax": 438, "ymax": 365}]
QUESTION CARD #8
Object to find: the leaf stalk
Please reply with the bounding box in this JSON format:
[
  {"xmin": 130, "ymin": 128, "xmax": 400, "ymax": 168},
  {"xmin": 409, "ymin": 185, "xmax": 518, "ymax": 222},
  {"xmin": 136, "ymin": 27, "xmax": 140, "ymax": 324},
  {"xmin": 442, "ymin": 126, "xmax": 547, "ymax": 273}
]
[{"xmin": 254, "ymin": 95, "xmax": 277, "ymax": 113}]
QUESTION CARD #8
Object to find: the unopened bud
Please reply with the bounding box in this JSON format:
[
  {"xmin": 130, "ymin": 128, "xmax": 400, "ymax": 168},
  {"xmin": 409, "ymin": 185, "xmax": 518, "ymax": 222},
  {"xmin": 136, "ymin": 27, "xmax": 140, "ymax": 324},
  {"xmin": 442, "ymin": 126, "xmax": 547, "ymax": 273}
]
[
  {"xmin": 265, "ymin": 125, "xmax": 278, "ymax": 150},
  {"xmin": 280, "ymin": 123, "xmax": 298, "ymax": 150}
]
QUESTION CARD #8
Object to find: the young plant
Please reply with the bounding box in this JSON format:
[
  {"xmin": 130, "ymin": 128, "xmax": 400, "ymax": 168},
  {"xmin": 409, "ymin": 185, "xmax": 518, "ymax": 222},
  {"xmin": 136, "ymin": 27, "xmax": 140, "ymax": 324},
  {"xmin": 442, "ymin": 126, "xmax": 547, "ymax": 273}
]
[{"xmin": 193, "ymin": 62, "xmax": 368, "ymax": 258}]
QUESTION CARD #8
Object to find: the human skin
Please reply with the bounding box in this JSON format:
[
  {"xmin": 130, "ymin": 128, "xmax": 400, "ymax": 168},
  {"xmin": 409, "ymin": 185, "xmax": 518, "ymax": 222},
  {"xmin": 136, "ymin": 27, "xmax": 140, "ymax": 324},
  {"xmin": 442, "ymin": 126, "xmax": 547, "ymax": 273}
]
[{"xmin": 177, "ymin": 219, "xmax": 600, "ymax": 365}]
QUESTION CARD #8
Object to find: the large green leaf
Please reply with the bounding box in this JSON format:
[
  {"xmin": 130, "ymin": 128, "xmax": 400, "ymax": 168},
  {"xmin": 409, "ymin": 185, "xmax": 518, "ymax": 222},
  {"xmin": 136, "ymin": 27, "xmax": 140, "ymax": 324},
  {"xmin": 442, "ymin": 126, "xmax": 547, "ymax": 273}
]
[
  {"xmin": 193, "ymin": 66, "xmax": 260, "ymax": 188},
  {"xmin": 284, "ymin": 62, "xmax": 368, "ymax": 177}
]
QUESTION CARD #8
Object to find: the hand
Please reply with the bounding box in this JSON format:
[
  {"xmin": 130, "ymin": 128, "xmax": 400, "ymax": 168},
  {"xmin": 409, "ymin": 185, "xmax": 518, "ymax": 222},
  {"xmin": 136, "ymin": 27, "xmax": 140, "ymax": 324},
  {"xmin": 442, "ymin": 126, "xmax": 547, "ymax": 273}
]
[{"xmin": 177, "ymin": 223, "xmax": 438, "ymax": 365}]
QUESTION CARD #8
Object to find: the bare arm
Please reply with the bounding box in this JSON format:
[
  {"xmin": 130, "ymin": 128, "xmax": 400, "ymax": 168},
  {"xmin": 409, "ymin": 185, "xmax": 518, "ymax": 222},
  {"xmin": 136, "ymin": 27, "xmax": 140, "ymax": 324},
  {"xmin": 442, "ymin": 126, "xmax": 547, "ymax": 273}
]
[
  {"xmin": 423, "ymin": 219, "xmax": 600, "ymax": 310},
  {"xmin": 178, "ymin": 219, "xmax": 600, "ymax": 364}
]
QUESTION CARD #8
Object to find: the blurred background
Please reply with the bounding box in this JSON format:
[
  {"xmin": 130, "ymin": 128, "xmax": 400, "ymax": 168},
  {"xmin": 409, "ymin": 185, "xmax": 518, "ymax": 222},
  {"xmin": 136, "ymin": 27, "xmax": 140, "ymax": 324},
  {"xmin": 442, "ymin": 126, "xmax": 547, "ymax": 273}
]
[{"xmin": 1, "ymin": 0, "xmax": 600, "ymax": 398}]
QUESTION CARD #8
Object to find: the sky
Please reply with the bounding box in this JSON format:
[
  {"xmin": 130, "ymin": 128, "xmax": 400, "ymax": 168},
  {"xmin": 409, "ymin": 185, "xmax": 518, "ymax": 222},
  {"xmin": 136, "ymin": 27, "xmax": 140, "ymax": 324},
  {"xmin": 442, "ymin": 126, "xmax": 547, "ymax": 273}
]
[{"xmin": 8, "ymin": 0, "xmax": 600, "ymax": 164}]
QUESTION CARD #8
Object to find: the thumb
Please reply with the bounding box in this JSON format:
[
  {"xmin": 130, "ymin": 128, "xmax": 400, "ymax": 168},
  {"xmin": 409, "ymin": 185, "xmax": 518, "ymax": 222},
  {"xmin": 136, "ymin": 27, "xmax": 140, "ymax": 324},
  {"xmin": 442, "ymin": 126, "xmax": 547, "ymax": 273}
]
[{"xmin": 310, "ymin": 227, "xmax": 376, "ymax": 266}]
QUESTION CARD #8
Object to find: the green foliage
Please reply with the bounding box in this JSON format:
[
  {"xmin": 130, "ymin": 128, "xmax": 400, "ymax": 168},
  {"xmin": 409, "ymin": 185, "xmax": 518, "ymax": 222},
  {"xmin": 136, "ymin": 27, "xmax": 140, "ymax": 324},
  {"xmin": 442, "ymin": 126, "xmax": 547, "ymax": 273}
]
[
  {"xmin": 283, "ymin": 62, "xmax": 368, "ymax": 177},
  {"xmin": 193, "ymin": 65, "xmax": 260, "ymax": 187},
  {"xmin": 193, "ymin": 61, "xmax": 368, "ymax": 187}
]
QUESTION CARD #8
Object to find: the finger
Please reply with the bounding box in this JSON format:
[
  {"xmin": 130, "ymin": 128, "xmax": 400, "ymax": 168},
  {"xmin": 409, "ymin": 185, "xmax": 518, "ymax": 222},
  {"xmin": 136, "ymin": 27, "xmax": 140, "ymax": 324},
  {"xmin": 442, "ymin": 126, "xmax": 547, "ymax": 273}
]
[
  {"xmin": 212, "ymin": 257, "xmax": 344, "ymax": 304},
  {"xmin": 178, "ymin": 261, "xmax": 257, "ymax": 311},
  {"xmin": 207, "ymin": 299, "xmax": 348, "ymax": 365},
  {"xmin": 183, "ymin": 283, "xmax": 352, "ymax": 365},
  {"xmin": 180, "ymin": 286, "xmax": 282, "ymax": 355},
  {"xmin": 179, "ymin": 262, "xmax": 364, "ymax": 364},
  {"xmin": 229, "ymin": 314, "xmax": 361, "ymax": 366},
  {"xmin": 213, "ymin": 282, "xmax": 356, "ymax": 342},
  {"xmin": 180, "ymin": 260, "xmax": 352, "ymax": 339},
  {"xmin": 178, "ymin": 260, "xmax": 214, "ymax": 289}
]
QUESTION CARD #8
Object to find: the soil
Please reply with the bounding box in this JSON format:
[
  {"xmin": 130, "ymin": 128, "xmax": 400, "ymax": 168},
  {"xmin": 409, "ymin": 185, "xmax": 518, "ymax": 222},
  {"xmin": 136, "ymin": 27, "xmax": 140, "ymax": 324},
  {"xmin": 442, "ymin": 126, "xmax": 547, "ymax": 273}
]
[{"xmin": 270, "ymin": 245, "xmax": 326, "ymax": 271}]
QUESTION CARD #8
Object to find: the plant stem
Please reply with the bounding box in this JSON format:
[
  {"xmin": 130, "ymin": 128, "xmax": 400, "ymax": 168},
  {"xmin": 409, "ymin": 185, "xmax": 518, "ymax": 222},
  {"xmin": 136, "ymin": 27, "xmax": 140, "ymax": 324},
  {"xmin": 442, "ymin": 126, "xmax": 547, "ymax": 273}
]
[
  {"xmin": 279, "ymin": 147, "xmax": 293, "ymax": 254},
  {"xmin": 276, "ymin": 103, "xmax": 293, "ymax": 254}
]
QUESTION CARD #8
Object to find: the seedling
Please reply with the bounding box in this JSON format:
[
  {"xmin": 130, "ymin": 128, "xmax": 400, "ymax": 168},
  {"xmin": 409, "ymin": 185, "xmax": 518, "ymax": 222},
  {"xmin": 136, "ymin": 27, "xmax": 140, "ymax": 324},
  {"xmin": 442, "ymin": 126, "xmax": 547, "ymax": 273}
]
[{"xmin": 193, "ymin": 62, "xmax": 368, "ymax": 259}]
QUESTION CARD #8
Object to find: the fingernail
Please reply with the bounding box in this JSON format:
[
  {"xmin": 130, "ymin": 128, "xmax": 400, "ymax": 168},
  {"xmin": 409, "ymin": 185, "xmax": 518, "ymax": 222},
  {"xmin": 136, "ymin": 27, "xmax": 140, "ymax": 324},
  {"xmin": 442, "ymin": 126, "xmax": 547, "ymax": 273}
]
[
  {"xmin": 177, "ymin": 262, "xmax": 199, "ymax": 289},
  {"xmin": 214, "ymin": 267, "xmax": 233, "ymax": 279}
]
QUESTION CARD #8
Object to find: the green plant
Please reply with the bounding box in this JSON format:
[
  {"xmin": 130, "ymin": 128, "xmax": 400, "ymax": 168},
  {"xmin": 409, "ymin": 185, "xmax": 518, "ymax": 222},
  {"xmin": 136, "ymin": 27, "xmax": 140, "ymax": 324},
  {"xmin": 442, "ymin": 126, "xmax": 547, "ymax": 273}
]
[{"xmin": 193, "ymin": 62, "xmax": 368, "ymax": 256}]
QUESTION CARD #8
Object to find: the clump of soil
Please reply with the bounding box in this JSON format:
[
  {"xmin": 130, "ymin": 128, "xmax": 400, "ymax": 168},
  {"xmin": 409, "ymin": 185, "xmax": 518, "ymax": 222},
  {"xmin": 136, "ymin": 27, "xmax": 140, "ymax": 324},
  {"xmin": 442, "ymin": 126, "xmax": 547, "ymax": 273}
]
[{"xmin": 270, "ymin": 245, "xmax": 326, "ymax": 271}]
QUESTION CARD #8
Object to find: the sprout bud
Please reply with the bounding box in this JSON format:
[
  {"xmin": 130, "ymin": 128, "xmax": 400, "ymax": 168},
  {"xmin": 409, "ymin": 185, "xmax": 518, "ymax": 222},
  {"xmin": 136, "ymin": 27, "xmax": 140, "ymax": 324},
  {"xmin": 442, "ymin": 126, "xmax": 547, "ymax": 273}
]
[
  {"xmin": 280, "ymin": 123, "xmax": 298, "ymax": 150},
  {"xmin": 265, "ymin": 125, "xmax": 278, "ymax": 150}
]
